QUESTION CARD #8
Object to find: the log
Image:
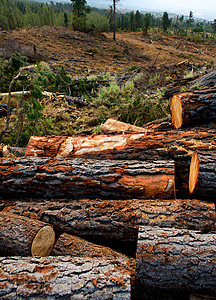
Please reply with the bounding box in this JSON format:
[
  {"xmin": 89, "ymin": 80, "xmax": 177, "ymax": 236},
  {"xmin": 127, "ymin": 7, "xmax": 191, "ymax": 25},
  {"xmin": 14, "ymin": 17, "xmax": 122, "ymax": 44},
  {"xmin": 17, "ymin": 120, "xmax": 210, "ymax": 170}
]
[
  {"xmin": 24, "ymin": 126, "xmax": 215, "ymax": 197},
  {"xmin": 0, "ymin": 256, "xmax": 131, "ymax": 299},
  {"xmin": 189, "ymin": 152, "xmax": 216, "ymax": 200},
  {"xmin": 52, "ymin": 232, "xmax": 131, "ymax": 261},
  {"xmin": 100, "ymin": 118, "xmax": 148, "ymax": 133},
  {"xmin": 171, "ymin": 89, "xmax": 216, "ymax": 129},
  {"xmin": 2, "ymin": 199, "xmax": 215, "ymax": 242},
  {"xmin": 0, "ymin": 212, "xmax": 55, "ymax": 256},
  {"xmin": 0, "ymin": 157, "xmax": 175, "ymax": 200},
  {"xmin": 136, "ymin": 226, "xmax": 216, "ymax": 294}
]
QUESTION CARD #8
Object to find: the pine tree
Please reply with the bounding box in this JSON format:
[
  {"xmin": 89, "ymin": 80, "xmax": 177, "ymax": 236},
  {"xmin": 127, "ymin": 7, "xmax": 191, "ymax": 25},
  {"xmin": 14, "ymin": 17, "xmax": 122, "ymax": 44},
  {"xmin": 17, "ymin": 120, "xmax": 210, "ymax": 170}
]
[{"xmin": 162, "ymin": 12, "xmax": 170, "ymax": 32}]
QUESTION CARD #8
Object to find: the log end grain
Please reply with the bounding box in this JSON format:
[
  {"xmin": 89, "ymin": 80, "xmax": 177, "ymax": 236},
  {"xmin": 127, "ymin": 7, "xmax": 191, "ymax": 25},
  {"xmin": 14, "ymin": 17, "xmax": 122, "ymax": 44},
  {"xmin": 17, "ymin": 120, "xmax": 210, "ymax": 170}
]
[
  {"xmin": 171, "ymin": 94, "xmax": 183, "ymax": 129},
  {"xmin": 31, "ymin": 225, "xmax": 55, "ymax": 257},
  {"xmin": 189, "ymin": 152, "xmax": 199, "ymax": 194}
]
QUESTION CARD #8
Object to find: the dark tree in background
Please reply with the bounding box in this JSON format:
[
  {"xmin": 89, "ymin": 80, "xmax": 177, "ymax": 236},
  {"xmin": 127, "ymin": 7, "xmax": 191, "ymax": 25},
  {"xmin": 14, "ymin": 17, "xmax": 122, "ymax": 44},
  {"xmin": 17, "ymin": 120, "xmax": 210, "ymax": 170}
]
[
  {"xmin": 113, "ymin": 0, "xmax": 120, "ymax": 41},
  {"xmin": 70, "ymin": 0, "xmax": 87, "ymax": 18},
  {"xmin": 162, "ymin": 11, "xmax": 170, "ymax": 31}
]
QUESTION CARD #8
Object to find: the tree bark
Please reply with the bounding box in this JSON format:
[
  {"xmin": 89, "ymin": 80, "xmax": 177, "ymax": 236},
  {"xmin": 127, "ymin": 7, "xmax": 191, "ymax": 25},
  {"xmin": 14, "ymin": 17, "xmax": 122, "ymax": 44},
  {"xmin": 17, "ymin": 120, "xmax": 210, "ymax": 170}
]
[
  {"xmin": 171, "ymin": 89, "xmax": 216, "ymax": 129},
  {"xmin": 25, "ymin": 126, "xmax": 216, "ymax": 160},
  {"xmin": 0, "ymin": 157, "xmax": 174, "ymax": 200},
  {"xmin": 136, "ymin": 226, "xmax": 216, "ymax": 294},
  {"xmin": 25, "ymin": 126, "xmax": 215, "ymax": 196},
  {"xmin": 2, "ymin": 199, "xmax": 215, "ymax": 242},
  {"xmin": 0, "ymin": 256, "xmax": 131, "ymax": 299},
  {"xmin": 52, "ymin": 232, "xmax": 131, "ymax": 261},
  {"xmin": 0, "ymin": 212, "xmax": 55, "ymax": 256},
  {"xmin": 189, "ymin": 152, "xmax": 216, "ymax": 201}
]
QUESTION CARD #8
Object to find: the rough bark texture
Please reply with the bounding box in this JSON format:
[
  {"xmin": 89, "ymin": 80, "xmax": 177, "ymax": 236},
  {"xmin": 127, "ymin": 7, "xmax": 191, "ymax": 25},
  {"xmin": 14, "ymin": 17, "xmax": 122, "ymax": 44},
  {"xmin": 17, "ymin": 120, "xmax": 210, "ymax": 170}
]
[
  {"xmin": 190, "ymin": 152, "xmax": 216, "ymax": 201},
  {"xmin": 171, "ymin": 89, "xmax": 216, "ymax": 129},
  {"xmin": 136, "ymin": 226, "xmax": 216, "ymax": 293},
  {"xmin": 0, "ymin": 256, "xmax": 131, "ymax": 299},
  {"xmin": 25, "ymin": 126, "xmax": 215, "ymax": 196},
  {"xmin": 2, "ymin": 199, "xmax": 215, "ymax": 242},
  {"xmin": 0, "ymin": 157, "xmax": 174, "ymax": 200},
  {"xmin": 52, "ymin": 232, "xmax": 130, "ymax": 260},
  {"xmin": 25, "ymin": 127, "xmax": 216, "ymax": 160},
  {"xmin": 0, "ymin": 212, "xmax": 55, "ymax": 256}
]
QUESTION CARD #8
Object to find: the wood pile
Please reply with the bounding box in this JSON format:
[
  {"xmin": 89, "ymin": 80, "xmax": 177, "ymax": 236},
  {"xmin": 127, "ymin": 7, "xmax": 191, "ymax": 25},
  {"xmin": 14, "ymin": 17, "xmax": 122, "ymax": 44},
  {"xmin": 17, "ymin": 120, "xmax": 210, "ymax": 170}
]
[{"xmin": 0, "ymin": 87, "xmax": 215, "ymax": 299}]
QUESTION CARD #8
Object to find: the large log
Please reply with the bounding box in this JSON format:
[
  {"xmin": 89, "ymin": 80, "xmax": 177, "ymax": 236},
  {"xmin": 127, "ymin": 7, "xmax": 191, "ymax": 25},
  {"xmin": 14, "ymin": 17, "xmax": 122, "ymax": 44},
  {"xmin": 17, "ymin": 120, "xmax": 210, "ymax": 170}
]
[
  {"xmin": 0, "ymin": 157, "xmax": 174, "ymax": 200},
  {"xmin": 189, "ymin": 152, "xmax": 216, "ymax": 201},
  {"xmin": 2, "ymin": 199, "xmax": 215, "ymax": 242},
  {"xmin": 25, "ymin": 126, "xmax": 215, "ymax": 196},
  {"xmin": 171, "ymin": 89, "xmax": 216, "ymax": 129},
  {"xmin": 0, "ymin": 212, "xmax": 55, "ymax": 256},
  {"xmin": 25, "ymin": 126, "xmax": 216, "ymax": 160},
  {"xmin": 0, "ymin": 256, "xmax": 131, "ymax": 299},
  {"xmin": 136, "ymin": 226, "xmax": 216, "ymax": 294}
]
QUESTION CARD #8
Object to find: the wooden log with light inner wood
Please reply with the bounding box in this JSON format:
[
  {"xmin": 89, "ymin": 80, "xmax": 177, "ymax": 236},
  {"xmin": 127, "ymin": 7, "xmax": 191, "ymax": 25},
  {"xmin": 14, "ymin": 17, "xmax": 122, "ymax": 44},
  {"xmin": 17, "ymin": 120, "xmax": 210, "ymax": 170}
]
[
  {"xmin": 136, "ymin": 226, "xmax": 216, "ymax": 294},
  {"xmin": 24, "ymin": 122, "xmax": 215, "ymax": 196},
  {"xmin": 0, "ymin": 212, "xmax": 55, "ymax": 256},
  {"xmin": 189, "ymin": 151, "xmax": 216, "ymax": 201},
  {"xmin": 0, "ymin": 256, "xmax": 131, "ymax": 299},
  {"xmin": 2, "ymin": 199, "xmax": 215, "ymax": 242},
  {"xmin": 0, "ymin": 157, "xmax": 175, "ymax": 200},
  {"xmin": 171, "ymin": 89, "xmax": 216, "ymax": 129}
]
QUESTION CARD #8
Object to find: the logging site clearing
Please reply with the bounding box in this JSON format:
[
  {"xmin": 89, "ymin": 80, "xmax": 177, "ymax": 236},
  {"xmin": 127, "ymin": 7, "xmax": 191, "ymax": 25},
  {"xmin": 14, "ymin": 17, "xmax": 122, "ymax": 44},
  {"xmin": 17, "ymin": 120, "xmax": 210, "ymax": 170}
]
[{"xmin": 0, "ymin": 25, "xmax": 216, "ymax": 300}]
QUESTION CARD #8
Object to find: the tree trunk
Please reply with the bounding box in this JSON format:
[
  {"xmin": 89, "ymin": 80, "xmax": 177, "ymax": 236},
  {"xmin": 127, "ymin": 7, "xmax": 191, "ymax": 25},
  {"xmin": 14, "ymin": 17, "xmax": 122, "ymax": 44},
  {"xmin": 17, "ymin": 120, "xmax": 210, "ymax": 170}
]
[
  {"xmin": 52, "ymin": 232, "xmax": 132, "ymax": 261},
  {"xmin": 171, "ymin": 89, "xmax": 216, "ymax": 129},
  {"xmin": 25, "ymin": 126, "xmax": 216, "ymax": 160},
  {"xmin": 100, "ymin": 118, "xmax": 148, "ymax": 133},
  {"xmin": 0, "ymin": 157, "xmax": 174, "ymax": 200},
  {"xmin": 136, "ymin": 226, "xmax": 216, "ymax": 294},
  {"xmin": 0, "ymin": 256, "xmax": 131, "ymax": 299},
  {"xmin": 189, "ymin": 152, "xmax": 216, "ymax": 201},
  {"xmin": 25, "ymin": 126, "xmax": 215, "ymax": 197},
  {"xmin": 2, "ymin": 199, "xmax": 215, "ymax": 242},
  {"xmin": 0, "ymin": 212, "xmax": 55, "ymax": 256}
]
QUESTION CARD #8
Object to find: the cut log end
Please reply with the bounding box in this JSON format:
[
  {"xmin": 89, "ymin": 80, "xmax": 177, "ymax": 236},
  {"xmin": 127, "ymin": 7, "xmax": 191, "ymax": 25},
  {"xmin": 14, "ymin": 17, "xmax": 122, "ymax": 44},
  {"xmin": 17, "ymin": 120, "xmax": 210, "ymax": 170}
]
[
  {"xmin": 189, "ymin": 152, "xmax": 199, "ymax": 194},
  {"xmin": 31, "ymin": 225, "xmax": 55, "ymax": 257},
  {"xmin": 171, "ymin": 94, "xmax": 183, "ymax": 129}
]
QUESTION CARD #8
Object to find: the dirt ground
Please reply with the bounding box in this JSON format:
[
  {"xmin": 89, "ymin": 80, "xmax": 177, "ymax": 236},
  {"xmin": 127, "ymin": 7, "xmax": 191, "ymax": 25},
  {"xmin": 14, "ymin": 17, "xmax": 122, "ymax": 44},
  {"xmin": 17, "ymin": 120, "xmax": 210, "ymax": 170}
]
[{"xmin": 0, "ymin": 26, "xmax": 215, "ymax": 75}]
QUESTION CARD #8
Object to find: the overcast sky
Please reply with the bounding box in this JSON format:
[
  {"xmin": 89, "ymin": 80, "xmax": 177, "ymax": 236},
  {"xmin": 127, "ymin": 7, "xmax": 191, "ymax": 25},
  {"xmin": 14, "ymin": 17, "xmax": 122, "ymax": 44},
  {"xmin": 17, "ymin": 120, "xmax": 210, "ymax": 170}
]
[{"xmin": 87, "ymin": 0, "xmax": 216, "ymax": 20}]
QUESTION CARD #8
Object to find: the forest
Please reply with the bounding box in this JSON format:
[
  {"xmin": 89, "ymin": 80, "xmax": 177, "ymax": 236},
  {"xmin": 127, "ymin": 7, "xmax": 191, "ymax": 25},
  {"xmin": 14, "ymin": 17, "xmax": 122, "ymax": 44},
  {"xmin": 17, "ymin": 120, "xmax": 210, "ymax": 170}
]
[{"xmin": 0, "ymin": 0, "xmax": 216, "ymax": 40}]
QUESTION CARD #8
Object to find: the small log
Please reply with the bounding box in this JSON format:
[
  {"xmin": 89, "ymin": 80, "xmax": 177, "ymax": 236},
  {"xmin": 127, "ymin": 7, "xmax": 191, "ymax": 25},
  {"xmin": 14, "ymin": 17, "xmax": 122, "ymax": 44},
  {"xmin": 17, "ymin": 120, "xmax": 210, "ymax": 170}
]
[
  {"xmin": 0, "ymin": 212, "xmax": 55, "ymax": 256},
  {"xmin": 0, "ymin": 256, "xmax": 131, "ymax": 299},
  {"xmin": 0, "ymin": 157, "xmax": 175, "ymax": 200},
  {"xmin": 136, "ymin": 226, "xmax": 216, "ymax": 293},
  {"xmin": 52, "ymin": 232, "xmax": 130, "ymax": 260},
  {"xmin": 189, "ymin": 152, "xmax": 216, "ymax": 201},
  {"xmin": 2, "ymin": 199, "xmax": 215, "ymax": 242},
  {"xmin": 100, "ymin": 118, "xmax": 148, "ymax": 133},
  {"xmin": 171, "ymin": 89, "xmax": 216, "ymax": 129}
]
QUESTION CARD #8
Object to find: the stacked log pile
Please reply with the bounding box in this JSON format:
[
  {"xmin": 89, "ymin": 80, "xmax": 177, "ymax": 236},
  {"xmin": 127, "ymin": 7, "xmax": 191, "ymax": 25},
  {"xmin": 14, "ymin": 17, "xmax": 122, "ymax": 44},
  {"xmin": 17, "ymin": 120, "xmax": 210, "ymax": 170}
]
[{"xmin": 0, "ymin": 87, "xmax": 215, "ymax": 299}]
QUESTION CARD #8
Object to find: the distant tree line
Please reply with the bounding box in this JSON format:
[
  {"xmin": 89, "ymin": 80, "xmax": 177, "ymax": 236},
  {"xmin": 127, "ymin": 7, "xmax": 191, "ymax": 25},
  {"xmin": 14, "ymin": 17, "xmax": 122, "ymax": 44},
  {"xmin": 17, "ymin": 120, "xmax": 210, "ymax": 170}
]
[{"xmin": 0, "ymin": 0, "xmax": 215, "ymax": 40}]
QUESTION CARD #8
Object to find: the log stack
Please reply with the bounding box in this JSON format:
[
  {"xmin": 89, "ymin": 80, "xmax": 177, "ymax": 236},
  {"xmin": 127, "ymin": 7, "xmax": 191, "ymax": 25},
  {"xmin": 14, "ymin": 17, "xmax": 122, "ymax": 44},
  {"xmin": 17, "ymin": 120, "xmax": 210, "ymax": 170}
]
[{"xmin": 0, "ymin": 87, "xmax": 215, "ymax": 299}]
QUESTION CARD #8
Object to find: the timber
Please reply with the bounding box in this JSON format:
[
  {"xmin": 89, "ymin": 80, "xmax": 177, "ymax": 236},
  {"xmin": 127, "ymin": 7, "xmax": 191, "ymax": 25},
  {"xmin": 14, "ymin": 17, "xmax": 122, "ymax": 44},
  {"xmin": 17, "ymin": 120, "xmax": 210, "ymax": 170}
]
[
  {"xmin": 0, "ymin": 212, "xmax": 55, "ymax": 256},
  {"xmin": 189, "ymin": 152, "xmax": 216, "ymax": 200},
  {"xmin": 100, "ymin": 118, "xmax": 148, "ymax": 133},
  {"xmin": 2, "ymin": 199, "xmax": 215, "ymax": 242},
  {"xmin": 171, "ymin": 89, "xmax": 216, "ymax": 129},
  {"xmin": 25, "ymin": 126, "xmax": 216, "ymax": 159},
  {"xmin": 0, "ymin": 157, "xmax": 174, "ymax": 200},
  {"xmin": 136, "ymin": 226, "xmax": 216, "ymax": 294},
  {"xmin": 0, "ymin": 256, "xmax": 131, "ymax": 299},
  {"xmin": 52, "ymin": 232, "xmax": 132, "ymax": 261}
]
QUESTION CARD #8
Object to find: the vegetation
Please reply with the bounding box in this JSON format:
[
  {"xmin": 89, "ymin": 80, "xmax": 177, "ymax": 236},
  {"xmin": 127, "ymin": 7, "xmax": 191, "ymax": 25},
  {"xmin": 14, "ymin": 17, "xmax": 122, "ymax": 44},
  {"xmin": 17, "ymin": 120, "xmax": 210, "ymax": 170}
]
[{"xmin": 0, "ymin": 0, "xmax": 216, "ymax": 40}]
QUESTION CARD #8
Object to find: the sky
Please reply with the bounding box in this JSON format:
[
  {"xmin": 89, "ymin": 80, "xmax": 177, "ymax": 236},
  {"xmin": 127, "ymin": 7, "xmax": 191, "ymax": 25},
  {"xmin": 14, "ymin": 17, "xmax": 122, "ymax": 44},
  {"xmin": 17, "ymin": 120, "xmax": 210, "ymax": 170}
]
[{"xmin": 87, "ymin": 0, "xmax": 216, "ymax": 20}]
